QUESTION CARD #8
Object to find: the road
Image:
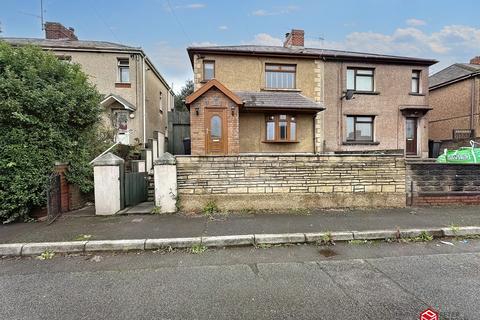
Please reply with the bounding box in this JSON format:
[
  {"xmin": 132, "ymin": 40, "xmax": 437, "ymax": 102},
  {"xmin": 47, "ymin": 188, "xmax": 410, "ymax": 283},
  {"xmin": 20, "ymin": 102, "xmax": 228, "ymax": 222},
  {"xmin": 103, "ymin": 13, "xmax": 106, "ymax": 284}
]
[{"xmin": 1, "ymin": 239, "xmax": 479, "ymax": 319}]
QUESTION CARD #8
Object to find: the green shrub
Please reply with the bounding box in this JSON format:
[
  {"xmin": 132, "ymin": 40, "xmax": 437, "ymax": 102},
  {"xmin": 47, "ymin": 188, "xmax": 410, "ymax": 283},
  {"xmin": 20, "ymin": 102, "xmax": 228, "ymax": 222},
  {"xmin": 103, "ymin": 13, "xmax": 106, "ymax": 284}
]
[{"xmin": 0, "ymin": 42, "xmax": 103, "ymax": 222}]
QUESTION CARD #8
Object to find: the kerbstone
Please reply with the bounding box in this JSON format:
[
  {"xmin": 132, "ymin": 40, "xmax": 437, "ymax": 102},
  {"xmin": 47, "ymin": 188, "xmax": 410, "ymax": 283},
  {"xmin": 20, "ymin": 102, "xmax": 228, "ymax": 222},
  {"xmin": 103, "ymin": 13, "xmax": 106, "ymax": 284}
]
[
  {"xmin": 201, "ymin": 235, "xmax": 254, "ymax": 247},
  {"xmin": 255, "ymin": 233, "xmax": 306, "ymax": 245},
  {"xmin": 85, "ymin": 240, "xmax": 145, "ymax": 252},
  {"xmin": 353, "ymin": 230, "xmax": 398, "ymax": 240},
  {"xmin": 304, "ymin": 232, "xmax": 327, "ymax": 243},
  {"xmin": 442, "ymin": 226, "xmax": 480, "ymax": 237},
  {"xmin": 0, "ymin": 243, "xmax": 24, "ymax": 256},
  {"xmin": 21, "ymin": 241, "xmax": 86, "ymax": 255},
  {"xmin": 145, "ymin": 237, "xmax": 202, "ymax": 249},
  {"xmin": 331, "ymin": 232, "xmax": 354, "ymax": 241},
  {"xmin": 400, "ymin": 228, "xmax": 443, "ymax": 238}
]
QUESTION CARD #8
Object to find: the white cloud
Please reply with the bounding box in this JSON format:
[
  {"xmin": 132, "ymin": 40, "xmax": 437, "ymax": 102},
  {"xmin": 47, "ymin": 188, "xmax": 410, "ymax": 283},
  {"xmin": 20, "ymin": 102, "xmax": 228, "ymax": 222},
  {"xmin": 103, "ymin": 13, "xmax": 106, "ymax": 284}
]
[
  {"xmin": 246, "ymin": 33, "xmax": 283, "ymax": 46},
  {"xmin": 174, "ymin": 3, "xmax": 206, "ymax": 9},
  {"xmin": 251, "ymin": 5, "xmax": 298, "ymax": 16},
  {"xmin": 218, "ymin": 25, "xmax": 228, "ymax": 31},
  {"xmin": 406, "ymin": 18, "xmax": 427, "ymax": 27}
]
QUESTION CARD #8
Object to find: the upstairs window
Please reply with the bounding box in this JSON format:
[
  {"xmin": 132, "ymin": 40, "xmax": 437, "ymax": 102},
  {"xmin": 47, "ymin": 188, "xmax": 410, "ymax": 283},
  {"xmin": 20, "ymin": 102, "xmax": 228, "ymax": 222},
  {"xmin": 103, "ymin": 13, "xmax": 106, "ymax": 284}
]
[
  {"xmin": 346, "ymin": 116, "xmax": 374, "ymax": 142},
  {"xmin": 265, "ymin": 115, "xmax": 297, "ymax": 142},
  {"xmin": 203, "ymin": 61, "xmax": 215, "ymax": 81},
  {"xmin": 411, "ymin": 70, "xmax": 421, "ymax": 93},
  {"xmin": 265, "ymin": 64, "xmax": 296, "ymax": 89},
  {"xmin": 347, "ymin": 68, "xmax": 374, "ymax": 92},
  {"xmin": 117, "ymin": 58, "xmax": 130, "ymax": 83}
]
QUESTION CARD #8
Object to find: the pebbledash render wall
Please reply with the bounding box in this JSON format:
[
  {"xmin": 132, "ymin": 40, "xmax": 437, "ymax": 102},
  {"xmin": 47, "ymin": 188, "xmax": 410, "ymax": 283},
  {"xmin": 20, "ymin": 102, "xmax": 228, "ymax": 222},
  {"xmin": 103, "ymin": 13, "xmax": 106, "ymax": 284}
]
[{"xmin": 176, "ymin": 154, "xmax": 406, "ymax": 211}]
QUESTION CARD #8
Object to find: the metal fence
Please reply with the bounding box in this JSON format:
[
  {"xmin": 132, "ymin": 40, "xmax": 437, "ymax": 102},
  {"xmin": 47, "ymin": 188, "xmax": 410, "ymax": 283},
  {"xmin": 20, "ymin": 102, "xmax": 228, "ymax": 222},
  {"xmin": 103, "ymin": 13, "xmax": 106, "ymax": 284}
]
[{"xmin": 46, "ymin": 172, "xmax": 62, "ymax": 224}]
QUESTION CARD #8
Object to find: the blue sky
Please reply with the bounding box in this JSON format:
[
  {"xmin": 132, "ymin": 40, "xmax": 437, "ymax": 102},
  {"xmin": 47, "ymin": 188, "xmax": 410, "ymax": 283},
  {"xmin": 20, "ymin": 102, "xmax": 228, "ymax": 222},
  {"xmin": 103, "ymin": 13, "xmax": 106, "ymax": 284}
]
[{"xmin": 1, "ymin": 0, "xmax": 480, "ymax": 92}]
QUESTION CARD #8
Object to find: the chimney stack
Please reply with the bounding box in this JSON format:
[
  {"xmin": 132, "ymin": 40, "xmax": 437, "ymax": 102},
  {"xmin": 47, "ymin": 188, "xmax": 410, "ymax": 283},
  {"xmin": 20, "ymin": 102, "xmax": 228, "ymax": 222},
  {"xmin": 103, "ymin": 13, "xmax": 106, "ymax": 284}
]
[
  {"xmin": 45, "ymin": 22, "xmax": 78, "ymax": 40},
  {"xmin": 283, "ymin": 29, "xmax": 304, "ymax": 48},
  {"xmin": 470, "ymin": 56, "xmax": 480, "ymax": 65}
]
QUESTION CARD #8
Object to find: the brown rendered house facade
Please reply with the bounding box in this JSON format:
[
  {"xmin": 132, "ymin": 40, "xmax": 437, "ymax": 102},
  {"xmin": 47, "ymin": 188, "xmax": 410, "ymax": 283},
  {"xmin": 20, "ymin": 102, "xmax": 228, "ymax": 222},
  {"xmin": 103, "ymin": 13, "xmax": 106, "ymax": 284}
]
[
  {"xmin": 186, "ymin": 29, "xmax": 436, "ymax": 157},
  {"xmin": 428, "ymin": 58, "xmax": 480, "ymax": 142}
]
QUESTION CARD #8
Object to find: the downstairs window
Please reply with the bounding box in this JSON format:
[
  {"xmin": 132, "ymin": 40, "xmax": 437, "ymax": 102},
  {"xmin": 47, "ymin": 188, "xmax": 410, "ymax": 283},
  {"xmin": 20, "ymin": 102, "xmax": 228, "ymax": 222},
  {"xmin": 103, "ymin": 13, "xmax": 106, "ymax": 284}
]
[{"xmin": 265, "ymin": 115, "xmax": 297, "ymax": 142}]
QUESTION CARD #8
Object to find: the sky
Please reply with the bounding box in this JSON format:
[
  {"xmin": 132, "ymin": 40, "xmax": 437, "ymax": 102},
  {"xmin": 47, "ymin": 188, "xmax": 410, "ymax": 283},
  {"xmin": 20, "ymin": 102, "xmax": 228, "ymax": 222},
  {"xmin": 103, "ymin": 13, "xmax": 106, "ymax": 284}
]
[{"xmin": 1, "ymin": 0, "xmax": 480, "ymax": 93}]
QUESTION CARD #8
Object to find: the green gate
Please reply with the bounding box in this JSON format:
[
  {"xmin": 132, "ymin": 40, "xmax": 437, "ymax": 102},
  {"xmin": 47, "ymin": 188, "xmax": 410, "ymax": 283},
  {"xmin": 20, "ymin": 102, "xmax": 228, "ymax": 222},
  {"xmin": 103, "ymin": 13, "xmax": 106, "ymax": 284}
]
[{"xmin": 124, "ymin": 172, "xmax": 148, "ymax": 207}]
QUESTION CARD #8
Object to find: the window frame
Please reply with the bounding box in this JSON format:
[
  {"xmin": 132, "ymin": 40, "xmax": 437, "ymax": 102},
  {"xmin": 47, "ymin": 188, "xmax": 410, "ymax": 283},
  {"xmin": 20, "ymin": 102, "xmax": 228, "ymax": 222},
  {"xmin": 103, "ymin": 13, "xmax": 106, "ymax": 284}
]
[
  {"xmin": 346, "ymin": 67, "xmax": 375, "ymax": 92},
  {"xmin": 346, "ymin": 115, "xmax": 375, "ymax": 142},
  {"xmin": 265, "ymin": 63, "xmax": 297, "ymax": 89},
  {"xmin": 264, "ymin": 114, "xmax": 297, "ymax": 142},
  {"xmin": 203, "ymin": 60, "xmax": 215, "ymax": 81},
  {"xmin": 411, "ymin": 70, "xmax": 421, "ymax": 93},
  {"xmin": 117, "ymin": 58, "xmax": 130, "ymax": 83}
]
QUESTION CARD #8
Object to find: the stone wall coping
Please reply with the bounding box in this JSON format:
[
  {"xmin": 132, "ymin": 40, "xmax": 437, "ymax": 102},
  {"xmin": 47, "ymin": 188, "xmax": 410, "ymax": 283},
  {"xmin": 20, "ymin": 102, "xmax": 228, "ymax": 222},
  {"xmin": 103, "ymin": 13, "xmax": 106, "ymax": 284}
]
[
  {"xmin": 176, "ymin": 153, "xmax": 404, "ymax": 158},
  {"xmin": 92, "ymin": 152, "xmax": 124, "ymax": 166},
  {"xmin": 154, "ymin": 152, "xmax": 176, "ymax": 165}
]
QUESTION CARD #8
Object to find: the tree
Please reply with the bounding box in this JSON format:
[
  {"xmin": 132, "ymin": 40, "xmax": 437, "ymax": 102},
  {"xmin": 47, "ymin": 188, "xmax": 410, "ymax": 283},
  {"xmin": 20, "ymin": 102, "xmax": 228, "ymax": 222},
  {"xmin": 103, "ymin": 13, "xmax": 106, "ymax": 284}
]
[
  {"xmin": 0, "ymin": 42, "xmax": 103, "ymax": 223},
  {"xmin": 174, "ymin": 79, "xmax": 194, "ymax": 111}
]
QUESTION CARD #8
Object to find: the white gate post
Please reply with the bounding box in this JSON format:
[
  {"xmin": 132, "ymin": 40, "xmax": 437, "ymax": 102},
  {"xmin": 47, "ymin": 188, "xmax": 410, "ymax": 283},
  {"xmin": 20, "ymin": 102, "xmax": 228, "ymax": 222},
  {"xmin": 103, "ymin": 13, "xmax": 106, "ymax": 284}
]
[
  {"xmin": 154, "ymin": 152, "xmax": 177, "ymax": 213},
  {"xmin": 92, "ymin": 152, "xmax": 124, "ymax": 215},
  {"xmin": 157, "ymin": 131, "xmax": 165, "ymax": 156}
]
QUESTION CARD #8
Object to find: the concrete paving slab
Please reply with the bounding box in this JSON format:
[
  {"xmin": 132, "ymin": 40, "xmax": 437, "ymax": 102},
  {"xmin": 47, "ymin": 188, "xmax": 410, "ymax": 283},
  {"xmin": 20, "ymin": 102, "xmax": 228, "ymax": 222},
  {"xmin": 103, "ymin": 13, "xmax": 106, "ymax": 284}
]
[{"xmin": 353, "ymin": 230, "xmax": 398, "ymax": 240}]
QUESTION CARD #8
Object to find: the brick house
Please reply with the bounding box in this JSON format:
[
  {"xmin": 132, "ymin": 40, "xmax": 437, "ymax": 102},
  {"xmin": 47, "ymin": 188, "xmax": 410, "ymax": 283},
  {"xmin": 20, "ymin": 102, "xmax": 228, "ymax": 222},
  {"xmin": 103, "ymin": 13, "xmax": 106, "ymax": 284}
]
[
  {"xmin": 186, "ymin": 29, "xmax": 436, "ymax": 157},
  {"xmin": 1, "ymin": 22, "xmax": 174, "ymax": 147},
  {"xmin": 428, "ymin": 57, "xmax": 480, "ymax": 141}
]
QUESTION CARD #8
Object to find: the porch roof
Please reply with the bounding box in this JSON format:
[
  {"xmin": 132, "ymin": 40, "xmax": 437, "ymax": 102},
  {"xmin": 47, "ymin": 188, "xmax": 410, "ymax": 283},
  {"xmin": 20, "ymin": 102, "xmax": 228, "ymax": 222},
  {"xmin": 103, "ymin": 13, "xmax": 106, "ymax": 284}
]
[
  {"xmin": 101, "ymin": 94, "xmax": 136, "ymax": 111},
  {"xmin": 234, "ymin": 91, "xmax": 325, "ymax": 112}
]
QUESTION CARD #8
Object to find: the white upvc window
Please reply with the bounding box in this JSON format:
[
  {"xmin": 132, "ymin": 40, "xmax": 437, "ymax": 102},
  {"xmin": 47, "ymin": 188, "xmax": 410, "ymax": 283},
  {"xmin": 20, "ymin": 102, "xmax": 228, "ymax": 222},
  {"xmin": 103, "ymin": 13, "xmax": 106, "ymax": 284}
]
[{"xmin": 117, "ymin": 58, "xmax": 130, "ymax": 83}]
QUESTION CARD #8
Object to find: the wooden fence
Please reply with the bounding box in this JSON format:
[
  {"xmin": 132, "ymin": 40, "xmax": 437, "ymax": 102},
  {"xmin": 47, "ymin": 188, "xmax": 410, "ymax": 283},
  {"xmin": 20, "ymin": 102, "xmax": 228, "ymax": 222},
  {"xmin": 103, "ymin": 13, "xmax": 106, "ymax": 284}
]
[{"xmin": 167, "ymin": 111, "xmax": 190, "ymax": 155}]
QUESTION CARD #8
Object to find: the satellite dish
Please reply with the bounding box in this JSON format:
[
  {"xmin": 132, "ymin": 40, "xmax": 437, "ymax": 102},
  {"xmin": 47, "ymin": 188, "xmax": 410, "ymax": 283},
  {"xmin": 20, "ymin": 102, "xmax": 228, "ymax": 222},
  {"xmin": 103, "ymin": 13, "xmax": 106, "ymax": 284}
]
[{"xmin": 345, "ymin": 90, "xmax": 355, "ymax": 100}]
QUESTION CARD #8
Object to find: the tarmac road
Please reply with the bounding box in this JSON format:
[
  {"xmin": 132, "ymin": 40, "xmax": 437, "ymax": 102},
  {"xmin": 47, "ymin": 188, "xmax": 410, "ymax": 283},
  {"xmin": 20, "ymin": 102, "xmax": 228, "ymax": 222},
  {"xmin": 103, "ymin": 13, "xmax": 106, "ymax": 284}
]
[{"xmin": 1, "ymin": 239, "xmax": 479, "ymax": 319}]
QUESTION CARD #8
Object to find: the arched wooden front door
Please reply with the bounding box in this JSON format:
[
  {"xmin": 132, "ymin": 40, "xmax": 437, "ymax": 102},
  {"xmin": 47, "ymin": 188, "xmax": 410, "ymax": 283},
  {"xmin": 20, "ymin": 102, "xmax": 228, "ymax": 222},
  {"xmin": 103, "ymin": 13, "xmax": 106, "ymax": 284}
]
[{"xmin": 205, "ymin": 109, "xmax": 227, "ymax": 155}]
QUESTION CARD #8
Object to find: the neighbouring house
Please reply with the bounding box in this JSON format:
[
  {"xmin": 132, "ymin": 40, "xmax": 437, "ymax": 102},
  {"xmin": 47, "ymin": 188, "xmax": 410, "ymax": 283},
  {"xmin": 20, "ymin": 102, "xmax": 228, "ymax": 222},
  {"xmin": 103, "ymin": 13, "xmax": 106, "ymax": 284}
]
[
  {"xmin": 429, "ymin": 57, "xmax": 480, "ymax": 142},
  {"xmin": 1, "ymin": 22, "xmax": 174, "ymax": 147},
  {"xmin": 186, "ymin": 29, "xmax": 436, "ymax": 157}
]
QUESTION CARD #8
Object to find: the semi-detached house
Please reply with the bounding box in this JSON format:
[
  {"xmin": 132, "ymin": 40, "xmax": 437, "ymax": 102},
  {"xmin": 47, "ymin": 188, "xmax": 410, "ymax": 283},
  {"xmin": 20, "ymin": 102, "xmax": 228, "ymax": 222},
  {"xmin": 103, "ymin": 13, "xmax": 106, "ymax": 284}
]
[
  {"xmin": 2, "ymin": 22, "xmax": 174, "ymax": 147},
  {"xmin": 186, "ymin": 29, "xmax": 437, "ymax": 158}
]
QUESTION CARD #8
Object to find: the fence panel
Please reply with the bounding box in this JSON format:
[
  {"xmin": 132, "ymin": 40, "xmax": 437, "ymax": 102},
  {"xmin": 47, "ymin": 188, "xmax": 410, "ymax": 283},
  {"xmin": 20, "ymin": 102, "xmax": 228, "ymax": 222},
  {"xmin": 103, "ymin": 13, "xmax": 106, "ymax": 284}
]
[{"xmin": 167, "ymin": 111, "xmax": 190, "ymax": 155}]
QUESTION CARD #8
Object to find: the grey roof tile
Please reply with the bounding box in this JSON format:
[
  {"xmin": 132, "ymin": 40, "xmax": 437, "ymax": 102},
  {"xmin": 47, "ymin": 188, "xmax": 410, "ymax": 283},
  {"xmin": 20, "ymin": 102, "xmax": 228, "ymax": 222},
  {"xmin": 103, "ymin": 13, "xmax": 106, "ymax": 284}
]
[
  {"xmin": 234, "ymin": 91, "xmax": 325, "ymax": 111},
  {"xmin": 429, "ymin": 63, "xmax": 480, "ymax": 88},
  {"xmin": 0, "ymin": 37, "xmax": 139, "ymax": 52},
  {"xmin": 187, "ymin": 45, "xmax": 436, "ymax": 65}
]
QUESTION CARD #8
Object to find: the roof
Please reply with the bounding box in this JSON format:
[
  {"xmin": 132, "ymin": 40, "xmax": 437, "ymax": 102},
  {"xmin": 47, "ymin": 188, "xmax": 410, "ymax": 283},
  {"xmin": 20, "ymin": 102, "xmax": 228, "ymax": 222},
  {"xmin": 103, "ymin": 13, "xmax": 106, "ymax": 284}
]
[
  {"xmin": 429, "ymin": 63, "xmax": 480, "ymax": 89},
  {"xmin": 0, "ymin": 37, "xmax": 139, "ymax": 52},
  {"xmin": 235, "ymin": 91, "xmax": 325, "ymax": 112},
  {"xmin": 187, "ymin": 45, "xmax": 437, "ymax": 66},
  {"xmin": 0, "ymin": 37, "xmax": 173, "ymax": 92},
  {"xmin": 101, "ymin": 94, "xmax": 136, "ymax": 111},
  {"xmin": 185, "ymin": 79, "xmax": 243, "ymax": 105}
]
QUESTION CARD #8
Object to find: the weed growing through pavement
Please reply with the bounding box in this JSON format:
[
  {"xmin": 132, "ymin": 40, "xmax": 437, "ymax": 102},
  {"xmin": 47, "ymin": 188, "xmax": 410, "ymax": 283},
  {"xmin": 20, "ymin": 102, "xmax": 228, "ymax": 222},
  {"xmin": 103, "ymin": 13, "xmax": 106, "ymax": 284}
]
[
  {"xmin": 401, "ymin": 231, "xmax": 434, "ymax": 243},
  {"xmin": 348, "ymin": 239, "xmax": 372, "ymax": 245},
  {"xmin": 255, "ymin": 243, "xmax": 272, "ymax": 249},
  {"xmin": 73, "ymin": 234, "xmax": 92, "ymax": 241},
  {"xmin": 316, "ymin": 232, "xmax": 334, "ymax": 246},
  {"xmin": 189, "ymin": 244, "xmax": 207, "ymax": 254},
  {"xmin": 202, "ymin": 200, "xmax": 219, "ymax": 215},
  {"xmin": 37, "ymin": 250, "xmax": 55, "ymax": 260},
  {"xmin": 150, "ymin": 206, "xmax": 162, "ymax": 214},
  {"xmin": 450, "ymin": 224, "xmax": 460, "ymax": 237}
]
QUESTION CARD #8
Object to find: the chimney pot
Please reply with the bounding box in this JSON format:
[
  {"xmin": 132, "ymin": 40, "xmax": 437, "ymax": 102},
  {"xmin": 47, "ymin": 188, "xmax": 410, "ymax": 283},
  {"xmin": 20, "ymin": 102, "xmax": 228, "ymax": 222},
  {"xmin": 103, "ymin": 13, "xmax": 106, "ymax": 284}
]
[
  {"xmin": 470, "ymin": 56, "xmax": 480, "ymax": 65},
  {"xmin": 44, "ymin": 22, "xmax": 78, "ymax": 40},
  {"xmin": 283, "ymin": 29, "xmax": 304, "ymax": 48}
]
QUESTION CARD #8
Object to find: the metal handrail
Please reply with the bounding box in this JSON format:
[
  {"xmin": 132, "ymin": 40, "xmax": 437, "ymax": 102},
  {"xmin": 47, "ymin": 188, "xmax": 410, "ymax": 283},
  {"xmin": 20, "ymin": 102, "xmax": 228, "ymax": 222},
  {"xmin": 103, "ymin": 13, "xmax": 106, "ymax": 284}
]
[{"xmin": 89, "ymin": 141, "xmax": 120, "ymax": 164}]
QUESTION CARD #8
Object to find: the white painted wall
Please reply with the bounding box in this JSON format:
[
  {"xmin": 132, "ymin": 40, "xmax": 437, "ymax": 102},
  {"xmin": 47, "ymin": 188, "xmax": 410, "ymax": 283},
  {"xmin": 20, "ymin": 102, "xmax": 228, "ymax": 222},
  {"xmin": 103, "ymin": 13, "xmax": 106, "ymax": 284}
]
[
  {"xmin": 157, "ymin": 132, "xmax": 165, "ymax": 155},
  {"xmin": 94, "ymin": 166, "xmax": 122, "ymax": 215},
  {"xmin": 154, "ymin": 163, "xmax": 177, "ymax": 213}
]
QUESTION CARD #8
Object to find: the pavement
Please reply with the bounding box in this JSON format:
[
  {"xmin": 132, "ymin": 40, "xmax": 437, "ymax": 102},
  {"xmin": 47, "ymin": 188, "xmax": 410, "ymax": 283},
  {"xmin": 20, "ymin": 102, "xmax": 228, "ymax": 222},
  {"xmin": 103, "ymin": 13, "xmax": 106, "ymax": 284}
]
[
  {"xmin": 1, "ymin": 239, "xmax": 480, "ymax": 319},
  {"xmin": 1, "ymin": 205, "xmax": 480, "ymax": 244}
]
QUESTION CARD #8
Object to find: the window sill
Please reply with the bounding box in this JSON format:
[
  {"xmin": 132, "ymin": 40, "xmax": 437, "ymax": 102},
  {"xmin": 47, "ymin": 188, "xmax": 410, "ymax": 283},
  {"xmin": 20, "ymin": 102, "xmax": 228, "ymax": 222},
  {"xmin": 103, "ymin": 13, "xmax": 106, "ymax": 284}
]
[
  {"xmin": 115, "ymin": 82, "xmax": 131, "ymax": 88},
  {"xmin": 261, "ymin": 88, "xmax": 302, "ymax": 92},
  {"xmin": 262, "ymin": 140, "xmax": 299, "ymax": 143},
  {"xmin": 343, "ymin": 141, "xmax": 380, "ymax": 145},
  {"xmin": 409, "ymin": 92, "xmax": 425, "ymax": 96},
  {"xmin": 348, "ymin": 91, "xmax": 380, "ymax": 95}
]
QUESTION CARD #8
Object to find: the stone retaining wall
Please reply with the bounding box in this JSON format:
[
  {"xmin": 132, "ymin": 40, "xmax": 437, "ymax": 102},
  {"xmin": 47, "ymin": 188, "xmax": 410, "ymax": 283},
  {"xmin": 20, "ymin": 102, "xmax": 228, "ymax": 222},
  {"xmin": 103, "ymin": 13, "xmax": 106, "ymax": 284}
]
[
  {"xmin": 407, "ymin": 162, "xmax": 480, "ymax": 206},
  {"xmin": 176, "ymin": 154, "xmax": 406, "ymax": 211}
]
